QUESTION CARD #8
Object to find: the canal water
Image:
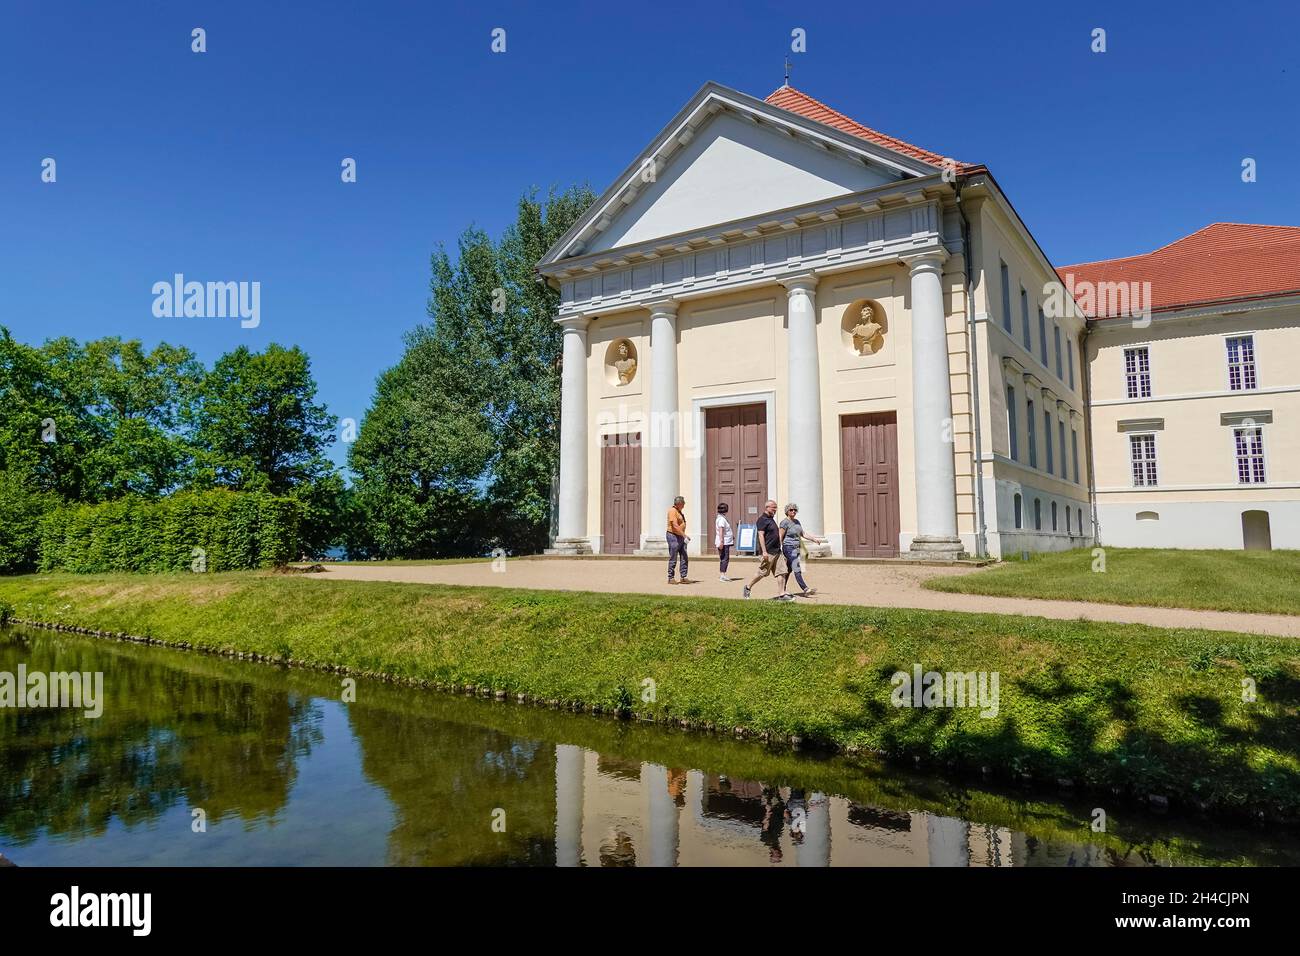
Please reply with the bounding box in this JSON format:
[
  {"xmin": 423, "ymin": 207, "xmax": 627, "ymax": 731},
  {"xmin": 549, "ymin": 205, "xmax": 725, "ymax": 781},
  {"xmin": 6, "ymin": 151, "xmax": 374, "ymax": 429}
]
[{"xmin": 2, "ymin": 625, "xmax": 1296, "ymax": 867}]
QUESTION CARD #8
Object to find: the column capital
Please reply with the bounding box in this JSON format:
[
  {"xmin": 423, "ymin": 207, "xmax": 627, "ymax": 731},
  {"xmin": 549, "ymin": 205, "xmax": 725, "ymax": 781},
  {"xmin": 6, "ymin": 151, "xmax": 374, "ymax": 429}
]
[
  {"xmin": 903, "ymin": 248, "xmax": 950, "ymax": 274},
  {"xmin": 647, "ymin": 298, "xmax": 679, "ymax": 318},
  {"xmin": 554, "ymin": 314, "xmax": 591, "ymax": 331},
  {"xmin": 779, "ymin": 273, "xmax": 819, "ymax": 296}
]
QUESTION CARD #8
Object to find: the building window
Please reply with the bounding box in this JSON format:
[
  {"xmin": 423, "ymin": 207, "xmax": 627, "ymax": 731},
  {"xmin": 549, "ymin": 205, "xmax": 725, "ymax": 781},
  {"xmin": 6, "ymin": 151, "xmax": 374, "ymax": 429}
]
[
  {"xmin": 1078, "ymin": 507, "xmax": 1085, "ymax": 535},
  {"xmin": 1006, "ymin": 385, "xmax": 1018, "ymax": 460},
  {"xmin": 1226, "ymin": 335, "xmax": 1257, "ymax": 391},
  {"xmin": 1051, "ymin": 501, "xmax": 1058, "ymax": 531},
  {"xmin": 1234, "ymin": 426, "xmax": 1266, "ymax": 484},
  {"xmin": 1037, "ymin": 308, "xmax": 1048, "ymax": 365},
  {"xmin": 1124, "ymin": 347, "xmax": 1151, "ymax": 399},
  {"xmin": 1013, "ymin": 493, "xmax": 1023, "ymax": 529},
  {"xmin": 1021, "ymin": 287, "xmax": 1032, "ymax": 351},
  {"xmin": 1000, "ymin": 262, "xmax": 1012, "ymax": 332},
  {"xmin": 1044, "ymin": 411, "xmax": 1054, "ymax": 473},
  {"xmin": 1130, "ymin": 433, "xmax": 1158, "ymax": 486},
  {"xmin": 1034, "ymin": 498, "xmax": 1042, "ymax": 530},
  {"xmin": 1027, "ymin": 399, "xmax": 1037, "ymax": 468},
  {"xmin": 1071, "ymin": 428, "xmax": 1080, "ymax": 484},
  {"xmin": 1066, "ymin": 507, "xmax": 1072, "ymax": 535},
  {"xmin": 1058, "ymin": 421, "xmax": 1067, "ymax": 479},
  {"xmin": 1053, "ymin": 324, "xmax": 1063, "ymax": 379},
  {"xmin": 1067, "ymin": 339, "xmax": 1075, "ymax": 389}
]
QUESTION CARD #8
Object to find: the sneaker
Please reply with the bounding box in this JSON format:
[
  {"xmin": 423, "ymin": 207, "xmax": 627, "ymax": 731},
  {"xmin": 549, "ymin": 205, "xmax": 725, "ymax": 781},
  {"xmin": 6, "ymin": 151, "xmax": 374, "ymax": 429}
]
[
  {"xmin": 679, "ymin": 578, "xmax": 691, "ymax": 584},
  {"xmin": 742, "ymin": 586, "xmax": 751, "ymax": 599},
  {"xmin": 667, "ymin": 579, "xmax": 677, "ymax": 586},
  {"xmin": 775, "ymin": 593, "xmax": 795, "ymax": 602},
  {"xmin": 798, "ymin": 588, "xmax": 817, "ymax": 598},
  {"xmin": 719, "ymin": 575, "xmax": 729, "ymax": 583}
]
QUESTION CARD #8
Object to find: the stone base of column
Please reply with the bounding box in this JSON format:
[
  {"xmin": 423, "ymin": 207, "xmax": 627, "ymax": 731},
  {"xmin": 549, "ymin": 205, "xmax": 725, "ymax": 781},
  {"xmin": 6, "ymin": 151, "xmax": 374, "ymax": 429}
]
[
  {"xmin": 544, "ymin": 537, "xmax": 593, "ymax": 556},
  {"xmin": 804, "ymin": 542, "xmax": 833, "ymax": 559},
  {"xmin": 633, "ymin": 535, "xmax": 669, "ymax": 557},
  {"xmin": 904, "ymin": 535, "xmax": 967, "ymax": 561}
]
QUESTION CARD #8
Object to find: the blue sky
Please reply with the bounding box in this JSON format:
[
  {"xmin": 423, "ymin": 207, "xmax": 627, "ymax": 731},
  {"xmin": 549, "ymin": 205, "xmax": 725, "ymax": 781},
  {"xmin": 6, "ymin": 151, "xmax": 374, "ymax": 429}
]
[{"xmin": 3, "ymin": 1, "xmax": 1296, "ymax": 471}]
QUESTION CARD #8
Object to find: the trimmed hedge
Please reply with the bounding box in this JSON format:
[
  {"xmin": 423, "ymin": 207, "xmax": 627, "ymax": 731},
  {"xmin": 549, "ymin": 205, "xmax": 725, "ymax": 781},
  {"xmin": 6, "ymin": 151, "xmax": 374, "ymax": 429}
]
[{"xmin": 38, "ymin": 490, "xmax": 303, "ymax": 573}]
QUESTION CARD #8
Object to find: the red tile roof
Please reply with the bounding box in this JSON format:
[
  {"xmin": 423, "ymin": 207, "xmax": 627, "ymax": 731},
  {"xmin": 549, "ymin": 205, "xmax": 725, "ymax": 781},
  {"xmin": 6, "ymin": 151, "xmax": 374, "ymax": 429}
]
[
  {"xmin": 1059, "ymin": 223, "xmax": 1300, "ymax": 319},
  {"xmin": 764, "ymin": 85, "xmax": 974, "ymax": 172}
]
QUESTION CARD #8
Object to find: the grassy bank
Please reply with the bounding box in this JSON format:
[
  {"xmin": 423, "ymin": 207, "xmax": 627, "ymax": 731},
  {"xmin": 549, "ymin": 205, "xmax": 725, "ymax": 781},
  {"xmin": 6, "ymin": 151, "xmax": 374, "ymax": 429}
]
[
  {"xmin": 926, "ymin": 547, "xmax": 1300, "ymax": 616},
  {"xmin": 2, "ymin": 571, "xmax": 1298, "ymax": 820}
]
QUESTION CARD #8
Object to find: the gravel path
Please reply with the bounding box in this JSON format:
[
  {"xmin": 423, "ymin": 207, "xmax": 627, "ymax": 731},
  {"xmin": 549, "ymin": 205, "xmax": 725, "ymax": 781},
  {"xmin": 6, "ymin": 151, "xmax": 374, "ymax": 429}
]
[{"xmin": 310, "ymin": 557, "xmax": 1300, "ymax": 638}]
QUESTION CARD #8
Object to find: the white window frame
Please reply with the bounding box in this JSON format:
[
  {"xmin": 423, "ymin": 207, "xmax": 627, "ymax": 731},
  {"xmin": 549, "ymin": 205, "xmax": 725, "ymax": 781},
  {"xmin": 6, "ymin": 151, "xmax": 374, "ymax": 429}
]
[
  {"xmin": 1123, "ymin": 345, "xmax": 1153, "ymax": 400},
  {"xmin": 1000, "ymin": 261, "xmax": 1012, "ymax": 332},
  {"xmin": 1225, "ymin": 334, "xmax": 1258, "ymax": 393},
  {"xmin": 1020, "ymin": 286, "xmax": 1032, "ymax": 352},
  {"xmin": 1006, "ymin": 384, "xmax": 1018, "ymax": 461},
  {"xmin": 1027, "ymin": 397, "xmax": 1037, "ymax": 469},
  {"xmin": 1231, "ymin": 424, "xmax": 1267, "ymax": 485},
  {"xmin": 1129, "ymin": 432, "xmax": 1158, "ymax": 487},
  {"xmin": 1053, "ymin": 324, "xmax": 1063, "ymax": 380},
  {"xmin": 1037, "ymin": 307, "xmax": 1048, "ymax": 366}
]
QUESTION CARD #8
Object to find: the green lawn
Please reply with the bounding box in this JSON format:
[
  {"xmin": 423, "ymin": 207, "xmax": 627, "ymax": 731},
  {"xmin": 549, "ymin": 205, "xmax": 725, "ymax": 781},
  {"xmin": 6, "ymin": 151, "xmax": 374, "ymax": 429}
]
[
  {"xmin": 927, "ymin": 547, "xmax": 1300, "ymax": 616},
  {"xmin": 2, "ymin": 570, "xmax": 1299, "ymax": 820}
]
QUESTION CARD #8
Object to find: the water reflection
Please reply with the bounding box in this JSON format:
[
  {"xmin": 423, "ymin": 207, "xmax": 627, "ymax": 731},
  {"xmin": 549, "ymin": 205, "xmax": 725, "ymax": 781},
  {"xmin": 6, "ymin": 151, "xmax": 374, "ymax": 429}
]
[{"xmin": 1, "ymin": 626, "xmax": 1295, "ymax": 867}]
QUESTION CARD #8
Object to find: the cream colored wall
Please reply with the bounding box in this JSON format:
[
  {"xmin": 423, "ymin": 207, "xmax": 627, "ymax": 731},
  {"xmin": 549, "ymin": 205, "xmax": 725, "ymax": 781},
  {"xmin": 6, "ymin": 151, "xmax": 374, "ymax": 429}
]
[
  {"xmin": 813, "ymin": 265, "xmax": 914, "ymax": 544},
  {"xmin": 972, "ymin": 198, "xmax": 1091, "ymax": 554},
  {"xmin": 1089, "ymin": 304, "xmax": 1300, "ymax": 498},
  {"xmin": 582, "ymin": 261, "xmax": 969, "ymax": 550},
  {"xmin": 677, "ymin": 286, "xmax": 788, "ymax": 537},
  {"xmin": 585, "ymin": 306, "xmax": 649, "ymax": 550}
]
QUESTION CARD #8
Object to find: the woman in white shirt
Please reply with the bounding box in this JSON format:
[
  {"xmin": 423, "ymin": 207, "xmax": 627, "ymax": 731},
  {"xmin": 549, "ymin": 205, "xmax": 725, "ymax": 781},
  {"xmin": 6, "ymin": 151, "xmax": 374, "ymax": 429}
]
[{"xmin": 714, "ymin": 502, "xmax": 735, "ymax": 581}]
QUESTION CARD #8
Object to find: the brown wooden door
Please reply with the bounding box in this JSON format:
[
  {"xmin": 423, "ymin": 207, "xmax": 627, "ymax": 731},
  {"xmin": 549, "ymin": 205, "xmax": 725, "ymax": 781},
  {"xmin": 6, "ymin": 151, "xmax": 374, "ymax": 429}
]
[
  {"xmin": 841, "ymin": 413, "xmax": 900, "ymax": 557},
  {"xmin": 704, "ymin": 405, "xmax": 767, "ymax": 554},
  {"xmin": 600, "ymin": 432, "xmax": 641, "ymax": 554}
]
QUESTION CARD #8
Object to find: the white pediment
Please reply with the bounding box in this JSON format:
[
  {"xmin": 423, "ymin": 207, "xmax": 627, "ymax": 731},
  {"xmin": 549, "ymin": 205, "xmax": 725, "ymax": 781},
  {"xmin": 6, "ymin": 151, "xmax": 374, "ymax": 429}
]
[
  {"xmin": 540, "ymin": 83, "xmax": 941, "ymax": 268},
  {"xmin": 586, "ymin": 112, "xmax": 902, "ymax": 254}
]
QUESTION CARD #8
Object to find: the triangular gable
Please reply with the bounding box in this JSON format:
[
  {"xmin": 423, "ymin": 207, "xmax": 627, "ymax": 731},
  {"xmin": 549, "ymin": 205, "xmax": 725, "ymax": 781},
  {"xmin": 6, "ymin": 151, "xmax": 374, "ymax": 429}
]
[
  {"xmin": 540, "ymin": 82, "xmax": 945, "ymax": 266},
  {"xmin": 586, "ymin": 109, "xmax": 901, "ymax": 254}
]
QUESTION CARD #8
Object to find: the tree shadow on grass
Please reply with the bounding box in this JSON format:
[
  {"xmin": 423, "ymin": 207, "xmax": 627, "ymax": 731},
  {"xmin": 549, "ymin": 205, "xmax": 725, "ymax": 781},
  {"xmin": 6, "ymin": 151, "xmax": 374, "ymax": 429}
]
[{"xmin": 831, "ymin": 658, "xmax": 1300, "ymax": 820}]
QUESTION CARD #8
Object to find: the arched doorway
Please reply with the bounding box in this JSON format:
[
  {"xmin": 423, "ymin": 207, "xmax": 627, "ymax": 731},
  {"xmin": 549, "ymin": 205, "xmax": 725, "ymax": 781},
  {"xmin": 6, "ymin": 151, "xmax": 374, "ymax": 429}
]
[{"xmin": 1242, "ymin": 510, "xmax": 1272, "ymax": 551}]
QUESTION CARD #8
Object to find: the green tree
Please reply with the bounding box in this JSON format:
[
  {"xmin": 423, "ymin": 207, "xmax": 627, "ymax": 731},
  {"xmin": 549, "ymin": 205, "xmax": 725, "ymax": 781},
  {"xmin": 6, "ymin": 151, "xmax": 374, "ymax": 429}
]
[
  {"xmin": 190, "ymin": 344, "xmax": 337, "ymax": 494},
  {"xmin": 348, "ymin": 185, "xmax": 594, "ymax": 557},
  {"xmin": 190, "ymin": 344, "xmax": 341, "ymax": 556}
]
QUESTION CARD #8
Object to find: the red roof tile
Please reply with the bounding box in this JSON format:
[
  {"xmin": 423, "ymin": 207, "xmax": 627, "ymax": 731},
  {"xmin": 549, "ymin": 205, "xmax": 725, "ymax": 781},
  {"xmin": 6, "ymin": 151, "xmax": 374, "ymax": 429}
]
[
  {"xmin": 764, "ymin": 85, "xmax": 974, "ymax": 172},
  {"xmin": 1058, "ymin": 223, "xmax": 1300, "ymax": 318}
]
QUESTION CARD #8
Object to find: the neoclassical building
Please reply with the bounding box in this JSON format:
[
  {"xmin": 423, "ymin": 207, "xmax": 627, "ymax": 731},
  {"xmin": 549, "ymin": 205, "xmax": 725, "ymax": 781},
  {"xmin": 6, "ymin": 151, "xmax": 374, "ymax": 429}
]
[{"xmin": 538, "ymin": 82, "xmax": 1088, "ymax": 560}]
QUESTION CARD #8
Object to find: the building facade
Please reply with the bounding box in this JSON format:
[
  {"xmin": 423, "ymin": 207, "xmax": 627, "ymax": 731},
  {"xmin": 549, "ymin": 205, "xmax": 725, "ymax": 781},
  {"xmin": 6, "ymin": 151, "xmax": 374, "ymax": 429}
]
[
  {"xmin": 538, "ymin": 82, "xmax": 1289, "ymax": 559},
  {"xmin": 1067, "ymin": 224, "xmax": 1300, "ymax": 550}
]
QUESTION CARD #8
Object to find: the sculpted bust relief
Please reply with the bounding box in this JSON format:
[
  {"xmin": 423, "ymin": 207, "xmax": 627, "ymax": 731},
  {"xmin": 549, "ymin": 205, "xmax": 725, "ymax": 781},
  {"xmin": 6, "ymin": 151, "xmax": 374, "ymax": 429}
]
[
  {"xmin": 613, "ymin": 340, "xmax": 637, "ymax": 385},
  {"xmin": 851, "ymin": 304, "xmax": 884, "ymax": 355}
]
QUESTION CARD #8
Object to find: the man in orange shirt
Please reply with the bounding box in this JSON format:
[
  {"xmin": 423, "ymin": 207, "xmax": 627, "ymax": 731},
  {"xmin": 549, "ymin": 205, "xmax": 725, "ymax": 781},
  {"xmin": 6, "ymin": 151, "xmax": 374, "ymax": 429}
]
[{"xmin": 666, "ymin": 495, "xmax": 690, "ymax": 584}]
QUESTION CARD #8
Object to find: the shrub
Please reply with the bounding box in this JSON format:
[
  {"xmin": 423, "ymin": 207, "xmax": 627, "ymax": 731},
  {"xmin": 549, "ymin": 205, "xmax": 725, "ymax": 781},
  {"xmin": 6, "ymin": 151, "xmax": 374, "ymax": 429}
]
[
  {"xmin": 0, "ymin": 470, "xmax": 59, "ymax": 574},
  {"xmin": 38, "ymin": 490, "xmax": 304, "ymax": 573}
]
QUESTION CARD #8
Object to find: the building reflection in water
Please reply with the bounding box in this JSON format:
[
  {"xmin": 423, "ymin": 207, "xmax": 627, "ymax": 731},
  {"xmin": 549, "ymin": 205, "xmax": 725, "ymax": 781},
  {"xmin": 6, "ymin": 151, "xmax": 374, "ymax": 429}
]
[{"xmin": 553, "ymin": 744, "xmax": 1122, "ymax": 867}]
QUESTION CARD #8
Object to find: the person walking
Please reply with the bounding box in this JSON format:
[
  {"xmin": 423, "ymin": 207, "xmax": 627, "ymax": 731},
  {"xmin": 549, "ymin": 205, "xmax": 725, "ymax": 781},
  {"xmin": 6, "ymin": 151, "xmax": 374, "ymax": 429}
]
[
  {"xmin": 779, "ymin": 502, "xmax": 826, "ymax": 597},
  {"xmin": 666, "ymin": 496, "xmax": 691, "ymax": 584},
  {"xmin": 714, "ymin": 502, "xmax": 734, "ymax": 581},
  {"xmin": 743, "ymin": 500, "xmax": 791, "ymax": 600}
]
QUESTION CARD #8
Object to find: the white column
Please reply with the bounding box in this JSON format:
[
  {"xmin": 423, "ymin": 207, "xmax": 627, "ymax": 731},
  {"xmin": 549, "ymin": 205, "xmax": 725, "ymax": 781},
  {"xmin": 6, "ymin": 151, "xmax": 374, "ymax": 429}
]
[
  {"xmin": 549, "ymin": 316, "xmax": 593, "ymax": 554},
  {"xmin": 637, "ymin": 300, "xmax": 679, "ymax": 554},
  {"xmin": 794, "ymin": 791, "xmax": 832, "ymax": 866},
  {"xmin": 554, "ymin": 744, "xmax": 585, "ymax": 866},
  {"xmin": 781, "ymin": 276, "xmax": 830, "ymax": 557},
  {"xmin": 638, "ymin": 762, "xmax": 679, "ymax": 867},
  {"xmin": 906, "ymin": 252, "xmax": 965, "ymax": 559}
]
